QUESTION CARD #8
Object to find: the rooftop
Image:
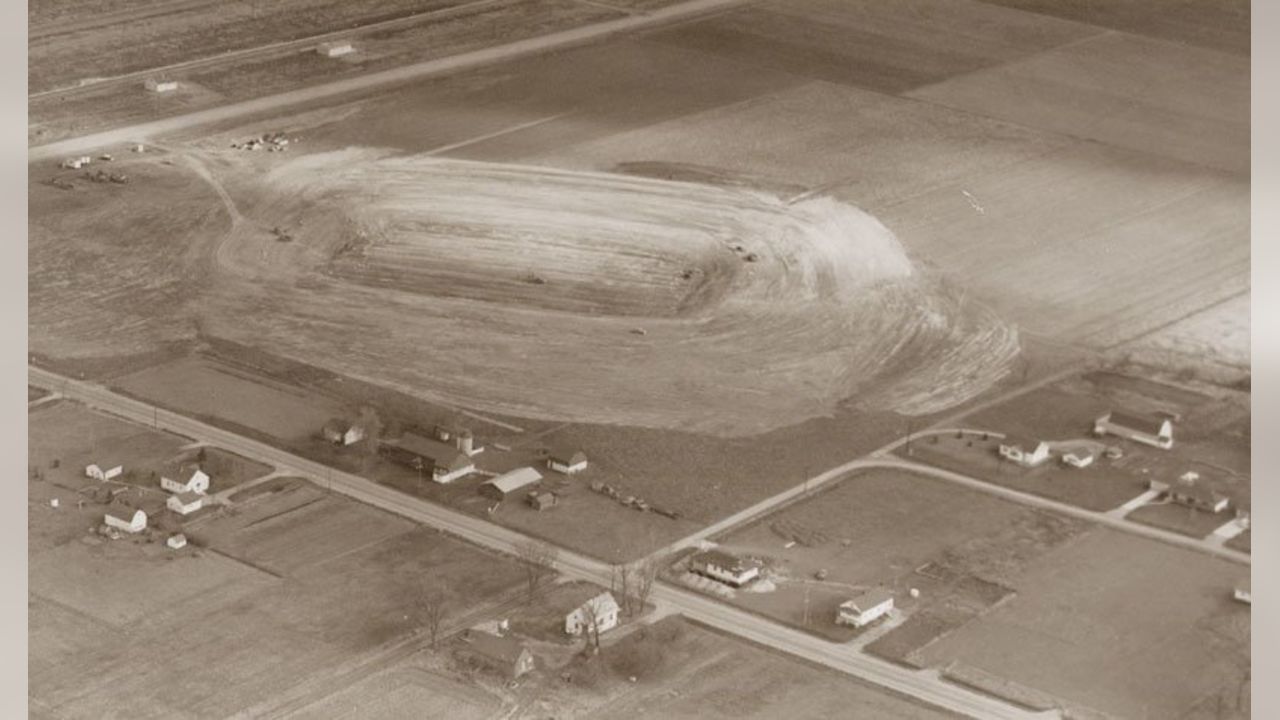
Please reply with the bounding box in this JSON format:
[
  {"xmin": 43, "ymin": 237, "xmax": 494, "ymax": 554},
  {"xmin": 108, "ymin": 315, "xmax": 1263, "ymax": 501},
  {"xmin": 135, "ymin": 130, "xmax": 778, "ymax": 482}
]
[
  {"xmin": 463, "ymin": 630, "xmax": 529, "ymax": 665},
  {"xmin": 484, "ymin": 467, "xmax": 542, "ymax": 494},
  {"xmin": 1102, "ymin": 410, "xmax": 1169, "ymax": 436},
  {"xmin": 386, "ymin": 433, "xmax": 471, "ymax": 467},
  {"xmin": 843, "ymin": 587, "xmax": 894, "ymax": 612}
]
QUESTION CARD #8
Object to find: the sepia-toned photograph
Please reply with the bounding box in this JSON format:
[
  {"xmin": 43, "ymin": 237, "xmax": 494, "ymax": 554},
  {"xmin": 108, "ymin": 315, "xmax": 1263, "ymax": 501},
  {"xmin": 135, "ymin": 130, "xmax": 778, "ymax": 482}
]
[{"xmin": 25, "ymin": 1, "xmax": 1253, "ymax": 718}]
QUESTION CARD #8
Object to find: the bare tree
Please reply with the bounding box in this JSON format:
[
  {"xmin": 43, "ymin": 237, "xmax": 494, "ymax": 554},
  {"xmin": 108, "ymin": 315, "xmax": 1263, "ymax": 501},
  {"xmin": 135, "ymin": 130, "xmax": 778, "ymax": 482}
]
[
  {"xmin": 613, "ymin": 564, "xmax": 633, "ymax": 616},
  {"xmin": 633, "ymin": 556, "xmax": 659, "ymax": 615},
  {"xmin": 516, "ymin": 539, "xmax": 558, "ymax": 603},
  {"xmin": 357, "ymin": 406, "xmax": 384, "ymax": 470},
  {"xmin": 416, "ymin": 590, "xmax": 448, "ymax": 648}
]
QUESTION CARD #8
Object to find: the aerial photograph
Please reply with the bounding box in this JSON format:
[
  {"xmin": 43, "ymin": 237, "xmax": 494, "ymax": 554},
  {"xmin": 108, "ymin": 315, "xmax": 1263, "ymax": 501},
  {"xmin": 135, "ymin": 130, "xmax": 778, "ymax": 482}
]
[{"xmin": 27, "ymin": 0, "xmax": 1251, "ymax": 718}]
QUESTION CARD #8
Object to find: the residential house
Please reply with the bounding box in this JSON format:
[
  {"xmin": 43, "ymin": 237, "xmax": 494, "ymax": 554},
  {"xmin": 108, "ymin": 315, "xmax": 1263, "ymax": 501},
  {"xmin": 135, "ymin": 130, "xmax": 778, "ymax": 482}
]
[
  {"xmin": 85, "ymin": 462, "xmax": 123, "ymax": 482},
  {"xmin": 689, "ymin": 549, "xmax": 759, "ymax": 588},
  {"xmin": 167, "ymin": 492, "xmax": 205, "ymax": 516},
  {"xmin": 836, "ymin": 588, "xmax": 895, "ymax": 628},
  {"xmin": 547, "ymin": 448, "xmax": 588, "ymax": 475},
  {"xmin": 565, "ymin": 591, "xmax": 621, "ymax": 637},
  {"xmin": 996, "ymin": 436, "xmax": 1051, "ymax": 467},
  {"xmin": 161, "ymin": 464, "xmax": 210, "ymax": 495},
  {"xmin": 104, "ymin": 508, "xmax": 147, "ymax": 533},
  {"xmin": 1148, "ymin": 472, "xmax": 1229, "ymax": 514},
  {"xmin": 379, "ymin": 434, "xmax": 475, "ymax": 483},
  {"xmin": 322, "ymin": 418, "xmax": 365, "ymax": 446},
  {"xmin": 458, "ymin": 630, "xmax": 535, "ymax": 679},
  {"xmin": 480, "ymin": 467, "xmax": 542, "ymax": 501},
  {"xmin": 527, "ymin": 491, "xmax": 558, "ymax": 511},
  {"xmin": 1094, "ymin": 410, "xmax": 1174, "ymax": 449}
]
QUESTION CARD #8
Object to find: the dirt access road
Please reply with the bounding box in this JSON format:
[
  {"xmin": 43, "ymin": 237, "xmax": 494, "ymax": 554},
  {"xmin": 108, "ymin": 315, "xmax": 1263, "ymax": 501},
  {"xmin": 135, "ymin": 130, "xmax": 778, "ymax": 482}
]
[
  {"xmin": 30, "ymin": 365, "xmax": 1050, "ymax": 720},
  {"xmin": 28, "ymin": 0, "xmax": 751, "ymax": 159}
]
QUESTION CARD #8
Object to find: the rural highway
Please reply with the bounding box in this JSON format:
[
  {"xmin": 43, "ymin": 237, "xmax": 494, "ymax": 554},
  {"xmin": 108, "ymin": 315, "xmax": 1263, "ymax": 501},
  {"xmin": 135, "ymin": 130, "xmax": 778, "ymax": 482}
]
[
  {"xmin": 28, "ymin": 0, "xmax": 752, "ymax": 161},
  {"xmin": 29, "ymin": 365, "xmax": 1053, "ymax": 720}
]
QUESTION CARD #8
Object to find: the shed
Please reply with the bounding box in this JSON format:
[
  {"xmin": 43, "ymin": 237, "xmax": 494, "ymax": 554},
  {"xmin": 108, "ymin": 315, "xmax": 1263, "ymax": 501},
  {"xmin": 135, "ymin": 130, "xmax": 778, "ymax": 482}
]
[
  {"xmin": 480, "ymin": 467, "xmax": 542, "ymax": 500},
  {"xmin": 167, "ymin": 533, "xmax": 187, "ymax": 550},
  {"xmin": 547, "ymin": 448, "xmax": 588, "ymax": 475},
  {"xmin": 527, "ymin": 491, "xmax": 558, "ymax": 511}
]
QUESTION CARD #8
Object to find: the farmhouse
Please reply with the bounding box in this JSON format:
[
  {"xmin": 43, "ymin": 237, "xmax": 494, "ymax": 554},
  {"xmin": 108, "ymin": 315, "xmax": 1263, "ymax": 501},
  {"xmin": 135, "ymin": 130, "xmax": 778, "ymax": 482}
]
[
  {"xmin": 317, "ymin": 41, "xmax": 355, "ymax": 57},
  {"xmin": 480, "ymin": 467, "xmax": 542, "ymax": 501},
  {"xmin": 85, "ymin": 462, "xmax": 123, "ymax": 482},
  {"xmin": 1148, "ymin": 472, "xmax": 1229, "ymax": 513},
  {"xmin": 1094, "ymin": 410, "xmax": 1174, "ymax": 449},
  {"xmin": 161, "ymin": 464, "xmax": 210, "ymax": 495},
  {"xmin": 836, "ymin": 588, "xmax": 895, "ymax": 628},
  {"xmin": 458, "ymin": 630, "xmax": 535, "ymax": 679},
  {"xmin": 564, "ymin": 591, "xmax": 621, "ymax": 637},
  {"xmin": 689, "ymin": 549, "xmax": 759, "ymax": 587},
  {"xmin": 104, "ymin": 508, "xmax": 147, "ymax": 533},
  {"xmin": 167, "ymin": 492, "xmax": 205, "ymax": 516},
  {"xmin": 379, "ymin": 434, "xmax": 475, "ymax": 483},
  {"xmin": 1061, "ymin": 449, "xmax": 1095, "ymax": 468},
  {"xmin": 144, "ymin": 77, "xmax": 178, "ymax": 93},
  {"xmin": 547, "ymin": 448, "xmax": 588, "ymax": 475},
  {"xmin": 997, "ymin": 436, "xmax": 1051, "ymax": 467},
  {"xmin": 322, "ymin": 418, "xmax": 365, "ymax": 446},
  {"xmin": 167, "ymin": 533, "xmax": 187, "ymax": 550},
  {"xmin": 434, "ymin": 424, "xmax": 483, "ymax": 456},
  {"xmin": 527, "ymin": 491, "xmax": 558, "ymax": 511}
]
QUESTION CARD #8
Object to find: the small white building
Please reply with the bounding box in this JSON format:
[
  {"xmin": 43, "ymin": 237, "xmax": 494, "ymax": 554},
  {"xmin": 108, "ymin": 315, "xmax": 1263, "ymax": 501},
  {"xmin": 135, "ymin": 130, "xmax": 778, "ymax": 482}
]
[
  {"xmin": 1061, "ymin": 449, "xmax": 1095, "ymax": 468},
  {"xmin": 547, "ymin": 448, "xmax": 588, "ymax": 475},
  {"xmin": 144, "ymin": 78, "xmax": 179, "ymax": 93},
  {"xmin": 167, "ymin": 492, "xmax": 205, "ymax": 516},
  {"xmin": 689, "ymin": 549, "xmax": 759, "ymax": 588},
  {"xmin": 1234, "ymin": 579, "xmax": 1251, "ymax": 604},
  {"xmin": 104, "ymin": 508, "xmax": 147, "ymax": 533},
  {"xmin": 317, "ymin": 41, "xmax": 355, "ymax": 58},
  {"xmin": 161, "ymin": 465, "xmax": 210, "ymax": 495},
  {"xmin": 997, "ymin": 437, "xmax": 1051, "ymax": 467},
  {"xmin": 837, "ymin": 588, "xmax": 895, "ymax": 628},
  {"xmin": 565, "ymin": 591, "xmax": 621, "ymax": 637},
  {"xmin": 1094, "ymin": 410, "xmax": 1174, "ymax": 450},
  {"xmin": 167, "ymin": 533, "xmax": 188, "ymax": 550},
  {"xmin": 322, "ymin": 419, "xmax": 365, "ymax": 446},
  {"xmin": 85, "ymin": 463, "xmax": 124, "ymax": 482}
]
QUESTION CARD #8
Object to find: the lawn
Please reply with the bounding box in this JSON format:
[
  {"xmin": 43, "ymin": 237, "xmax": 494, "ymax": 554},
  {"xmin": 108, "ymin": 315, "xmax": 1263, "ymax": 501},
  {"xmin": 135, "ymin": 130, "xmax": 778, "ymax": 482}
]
[
  {"xmin": 915, "ymin": 528, "xmax": 1250, "ymax": 719},
  {"xmin": 1127, "ymin": 503, "xmax": 1236, "ymax": 540},
  {"xmin": 1226, "ymin": 530, "xmax": 1250, "ymax": 553}
]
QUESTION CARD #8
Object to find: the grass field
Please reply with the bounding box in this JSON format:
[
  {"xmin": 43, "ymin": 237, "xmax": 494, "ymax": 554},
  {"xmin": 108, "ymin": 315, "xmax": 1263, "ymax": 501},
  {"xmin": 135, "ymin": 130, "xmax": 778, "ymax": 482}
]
[
  {"xmin": 1127, "ymin": 503, "xmax": 1237, "ymax": 540},
  {"xmin": 915, "ymin": 528, "xmax": 1250, "ymax": 719},
  {"xmin": 287, "ymin": 665, "xmax": 499, "ymax": 720}
]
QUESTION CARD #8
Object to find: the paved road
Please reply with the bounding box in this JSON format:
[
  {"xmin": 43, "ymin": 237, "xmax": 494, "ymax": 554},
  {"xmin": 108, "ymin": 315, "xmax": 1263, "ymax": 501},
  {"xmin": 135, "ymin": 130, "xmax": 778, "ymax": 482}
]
[
  {"xmin": 28, "ymin": 0, "xmax": 750, "ymax": 160},
  {"xmin": 29, "ymin": 365, "xmax": 1048, "ymax": 720}
]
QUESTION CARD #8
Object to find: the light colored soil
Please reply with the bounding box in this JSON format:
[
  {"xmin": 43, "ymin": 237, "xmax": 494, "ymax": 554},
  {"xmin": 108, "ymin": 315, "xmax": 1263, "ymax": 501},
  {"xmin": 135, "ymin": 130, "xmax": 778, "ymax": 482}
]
[{"xmin": 916, "ymin": 528, "xmax": 1250, "ymax": 720}]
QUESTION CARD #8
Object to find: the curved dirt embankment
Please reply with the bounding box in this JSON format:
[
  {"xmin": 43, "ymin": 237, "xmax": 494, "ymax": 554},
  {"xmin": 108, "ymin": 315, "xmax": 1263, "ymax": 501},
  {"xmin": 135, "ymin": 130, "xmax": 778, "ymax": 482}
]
[{"xmin": 188, "ymin": 150, "xmax": 1018, "ymax": 436}]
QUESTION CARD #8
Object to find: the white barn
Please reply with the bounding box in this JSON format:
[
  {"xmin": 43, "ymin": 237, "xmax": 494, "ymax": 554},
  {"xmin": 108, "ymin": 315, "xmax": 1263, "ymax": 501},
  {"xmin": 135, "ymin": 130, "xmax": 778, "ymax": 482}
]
[
  {"xmin": 161, "ymin": 465, "xmax": 210, "ymax": 495},
  {"xmin": 836, "ymin": 588, "xmax": 894, "ymax": 628},
  {"xmin": 565, "ymin": 591, "xmax": 621, "ymax": 637},
  {"xmin": 85, "ymin": 463, "xmax": 124, "ymax": 482},
  {"xmin": 105, "ymin": 508, "xmax": 147, "ymax": 533}
]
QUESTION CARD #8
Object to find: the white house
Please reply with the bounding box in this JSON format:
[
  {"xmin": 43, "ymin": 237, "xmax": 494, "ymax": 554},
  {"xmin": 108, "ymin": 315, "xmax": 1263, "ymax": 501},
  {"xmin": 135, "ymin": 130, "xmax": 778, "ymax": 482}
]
[
  {"xmin": 564, "ymin": 591, "xmax": 621, "ymax": 637},
  {"xmin": 317, "ymin": 41, "xmax": 355, "ymax": 58},
  {"xmin": 104, "ymin": 508, "xmax": 147, "ymax": 533},
  {"xmin": 85, "ymin": 463, "xmax": 123, "ymax": 482},
  {"xmin": 997, "ymin": 437, "xmax": 1051, "ymax": 467},
  {"xmin": 167, "ymin": 492, "xmax": 205, "ymax": 516},
  {"xmin": 480, "ymin": 467, "xmax": 542, "ymax": 501},
  {"xmin": 161, "ymin": 465, "xmax": 210, "ymax": 495},
  {"xmin": 547, "ymin": 448, "xmax": 588, "ymax": 475},
  {"xmin": 1061, "ymin": 449, "xmax": 1095, "ymax": 468},
  {"xmin": 144, "ymin": 78, "xmax": 179, "ymax": 93},
  {"xmin": 167, "ymin": 533, "xmax": 188, "ymax": 550},
  {"xmin": 322, "ymin": 418, "xmax": 365, "ymax": 446},
  {"xmin": 1149, "ymin": 472, "xmax": 1229, "ymax": 514},
  {"xmin": 1094, "ymin": 410, "xmax": 1174, "ymax": 449},
  {"xmin": 836, "ymin": 588, "xmax": 895, "ymax": 628},
  {"xmin": 689, "ymin": 549, "xmax": 759, "ymax": 587}
]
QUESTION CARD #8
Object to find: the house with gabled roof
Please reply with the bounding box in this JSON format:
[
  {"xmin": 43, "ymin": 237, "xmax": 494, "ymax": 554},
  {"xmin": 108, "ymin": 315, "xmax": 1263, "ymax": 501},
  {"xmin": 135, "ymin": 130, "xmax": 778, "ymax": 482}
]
[
  {"xmin": 689, "ymin": 549, "xmax": 759, "ymax": 588},
  {"xmin": 564, "ymin": 591, "xmax": 621, "ymax": 637},
  {"xmin": 458, "ymin": 630, "xmax": 535, "ymax": 679},
  {"xmin": 104, "ymin": 507, "xmax": 147, "ymax": 533},
  {"xmin": 837, "ymin": 588, "xmax": 894, "ymax": 628},
  {"xmin": 996, "ymin": 436, "xmax": 1051, "ymax": 467},
  {"xmin": 547, "ymin": 448, "xmax": 588, "ymax": 475},
  {"xmin": 167, "ymin": 491, "xmax": 205, "ymax": 516},
  {"xmin": 161, "ymin": 463, "xmax": 210, "ymax": 495},
  {"xmin": 1148, "ymin": 471, "xmax": 1229, "ymax": 513}
]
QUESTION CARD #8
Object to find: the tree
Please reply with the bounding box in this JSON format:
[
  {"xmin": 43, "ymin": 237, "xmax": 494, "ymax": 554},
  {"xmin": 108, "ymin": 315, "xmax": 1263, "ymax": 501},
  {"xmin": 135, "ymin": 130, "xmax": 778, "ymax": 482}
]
[
  {"xmin": 516, "ymin": 540, "xmax": 558, "ymax": 603},
  {"xmin": 195, "ymin": 446, "xmax": 208, "ymax": 464},
  {"xmin": 578, "ymin": 597, "xmax": 604, "ymax": 655},
  {"xmin": 612, "ymin": 564, "xmax": 632, "ymax": 616},
  {"xmin": 356, "ymin": 406, "xmax": 384, "ymax": 470},
  {"xmin": 416, "ymin": 590, "xmax": 448, "ymax": 648},
  {"xmin": 633, "ymin": 556, "xmax": 659, "ymax": 615}
]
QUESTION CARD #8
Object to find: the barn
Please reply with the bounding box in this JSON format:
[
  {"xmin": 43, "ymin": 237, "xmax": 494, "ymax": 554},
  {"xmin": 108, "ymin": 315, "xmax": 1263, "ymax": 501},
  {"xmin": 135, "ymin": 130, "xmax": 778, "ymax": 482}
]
[
  {"xmin": 480, "ymin": 467, "xmax": 542, "ymax": 501},
  {"xmin": 1094, "ymin": 410, "xmax": 1174, "ymax": 449},
  {"xmin": 547, "ymin": 448, "xmax": 588, "ymax": 475},
  {"xmin": 380, "ymin": 434, "xmax": 475, "ymax": 483}
]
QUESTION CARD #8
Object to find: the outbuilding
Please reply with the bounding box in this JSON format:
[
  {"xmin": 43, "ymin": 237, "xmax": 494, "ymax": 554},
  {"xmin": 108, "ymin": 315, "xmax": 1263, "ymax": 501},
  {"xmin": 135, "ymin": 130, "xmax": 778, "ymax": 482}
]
[
  {"xmin": 167, "ymin": 492, "xmax": 205, "ymax": 516},
  {"xmin": 161, "ymin": 464, "xmax": 210, "ymax": 495},
  {"xmin": 144, "ymin": 77, "xmax": 179, "ymax": 93},
  {"xmin": 104, "ymin": 508, "xmax": 147, "ymax": 533},
  {"xmin": 167, "ymin": 533, "xmax": 188, "ymax": 550},
  {"xmin": 1234, "ymin": 579, "xmax": 1251, "ymax": 604},
  {"xmin": 837, "ymin": 588, "xmax": 895, "ymax": 628},
  {"xmin": 85, "ymin": 462, "xmax": 124, "ymax": 482},
  {"xmin": 1094, "ymin": 410, "xmax": 1174, "ymax": 449},
  {"xmin": 527, "ymin": 491, "xmax": 558, "ymax": 511},
  {"xmin": 689, "ymin": 549, "xmax": 759, "ymax": 588},
  {"xmin": 322, "ymin": 418, "xmax": 365, "ymax": 446},
  {"xmin": 317, "ymin": 41, "xmax": 355, "ymax": 57},
  {"xmin": 480, "ymin": 467, "xmax": 542, "ymax": 501},
  {"xmin": 547, "ymin": 448, "xmax": 588, "ymax": 475}
]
